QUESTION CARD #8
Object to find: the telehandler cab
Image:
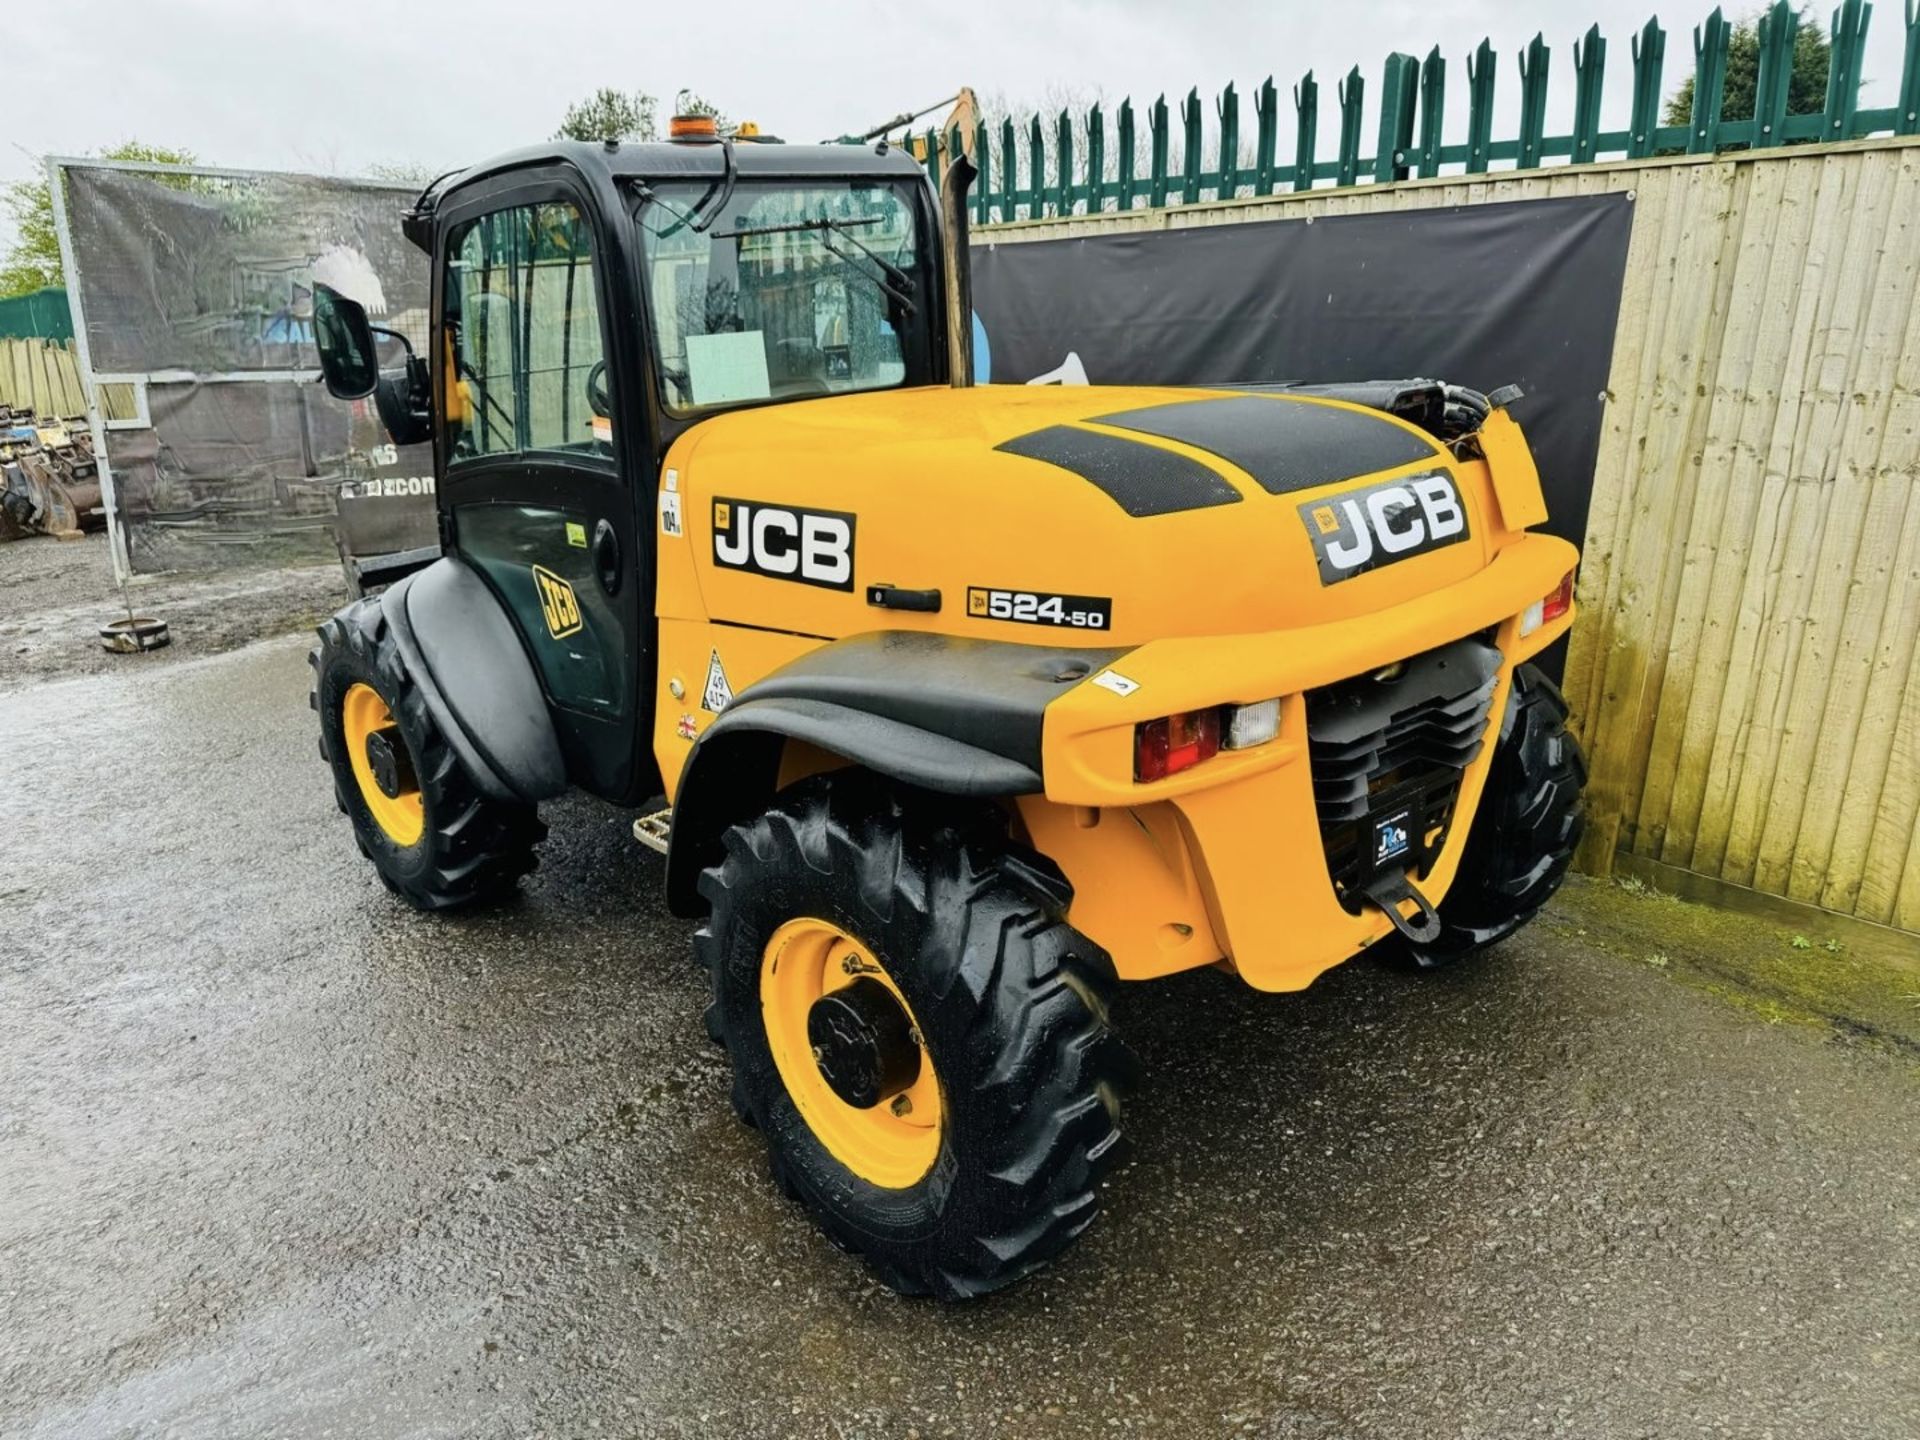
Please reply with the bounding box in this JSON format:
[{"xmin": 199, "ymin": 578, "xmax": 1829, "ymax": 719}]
[{"xmin": 309, "ymin": 120, "xmax": 1585, "ymax": 1298}]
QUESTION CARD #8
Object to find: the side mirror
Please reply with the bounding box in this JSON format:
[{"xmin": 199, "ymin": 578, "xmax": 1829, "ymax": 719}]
[{"xmin": 312, "ymin": 283, "xmax": 380, "ymax": 400}]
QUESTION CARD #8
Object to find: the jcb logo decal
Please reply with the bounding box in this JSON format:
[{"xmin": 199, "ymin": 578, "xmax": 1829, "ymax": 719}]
[
  {"xmin": 532, "ymin": 564, "xmax": 584, "ymax": 639},
  {"xmin": 1299, "ymin": 472, "xmax": 1470, "ymax": 584},
  {"xmin": 711, "ymin": 497, "xmax": 856, "ymax": 592}
]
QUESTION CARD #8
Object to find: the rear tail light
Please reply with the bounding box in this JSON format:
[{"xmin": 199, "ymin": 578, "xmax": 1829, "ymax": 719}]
[
  {"xmin": 1521, "ymin": 569, "xmax": 1576, "ymax": 637},
  {"xmin": 1134, "ymin": 698, "xmax": 1280, "ymax": 782},
  {"xmin": 1135, "ymin": 709, "xmax": 1220, "ymax": 782},
  {"xmin": 1225, "ymin": 697, "xmax": 1280, "ymax": 750}
]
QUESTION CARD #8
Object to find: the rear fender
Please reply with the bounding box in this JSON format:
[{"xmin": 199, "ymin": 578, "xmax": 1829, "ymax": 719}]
[{"xmin": 663, "ymin": 632, "xmax": 1124, "ymax": 915}]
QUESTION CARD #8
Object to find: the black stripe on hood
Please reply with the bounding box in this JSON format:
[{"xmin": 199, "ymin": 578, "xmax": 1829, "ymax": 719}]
[
  {"xmin": 1092, "ymin": 394, "xmax": 1441, "ymax": 496},
  {"xmin": 996, "ymin": 425, "xmax": 1243, "ymax": 517}
]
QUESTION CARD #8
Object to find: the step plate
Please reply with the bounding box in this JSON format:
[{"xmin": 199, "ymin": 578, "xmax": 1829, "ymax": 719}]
[{"xmin": 631, "ymin": 808, "xmax": 672, "ymax": 856}]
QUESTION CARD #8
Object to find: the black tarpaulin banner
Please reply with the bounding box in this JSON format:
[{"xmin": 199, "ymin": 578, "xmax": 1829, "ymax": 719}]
[
  {"xmin": 971, "ymin": 193, "xmax": 1635, "ymax": 556},
  {"xmin": 60, "ymin": 165, "xmax": 436, "ymax": 571}
]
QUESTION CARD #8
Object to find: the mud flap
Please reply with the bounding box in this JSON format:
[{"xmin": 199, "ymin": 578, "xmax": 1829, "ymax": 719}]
[{"xmin": 1360, "ymin": 870, "xmax": 1443, "ymax": 945}]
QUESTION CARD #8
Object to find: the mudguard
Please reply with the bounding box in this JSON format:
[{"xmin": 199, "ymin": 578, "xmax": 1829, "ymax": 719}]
[
  {"xmin": 380, "ymin": 558, "xmax": 566, "ymax": 805},
  {"xmin": 663, "ymin": 631, "xmax": 1126, "ymax": 915}
]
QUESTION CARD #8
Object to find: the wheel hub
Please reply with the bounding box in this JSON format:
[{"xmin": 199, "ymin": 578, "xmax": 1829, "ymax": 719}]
[
  {"xmin": 806, "ymin": 977, "xmax": 921, "ymax": 1109},
  {"xmin": 339, "ymin": 682, "xmax": 425, "ymax": 847},
  {"xmin": 363, "ymin": 726, "xmax": 413, "ymax": 799},
  {"xmin": 759, "ymin": 918, "xmax": 943, "ymax": 1189}
]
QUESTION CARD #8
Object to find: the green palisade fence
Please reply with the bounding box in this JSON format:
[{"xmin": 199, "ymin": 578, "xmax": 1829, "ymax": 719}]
[{"xmin": 908, "ymin": 0, "xmax": 1920, "ymax": 224}]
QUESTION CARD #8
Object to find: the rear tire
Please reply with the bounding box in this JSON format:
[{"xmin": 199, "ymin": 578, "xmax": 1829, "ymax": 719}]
[
  {"xmin": 697, "ymin": 772, "xmax": 1136, "ymax": 1299},
  {"xmin": 311, "ymin": 598, "xmax": 545, "ymax": 911},
  {"xmin": 1387, "ymin": 662, "xmax": 1586, "ymax": 969}
]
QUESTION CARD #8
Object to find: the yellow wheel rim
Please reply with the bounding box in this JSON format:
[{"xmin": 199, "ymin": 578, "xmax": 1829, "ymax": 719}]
[
  {"xmin": 760, "ymin": 917, "xmax": 943, "ymax": 1189},
  {"xmin": 341, "ymin": 682, "xmax": 424, "ymax": 847}
]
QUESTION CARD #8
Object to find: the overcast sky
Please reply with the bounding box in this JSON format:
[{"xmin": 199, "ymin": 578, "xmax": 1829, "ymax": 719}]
[{"xmin": 5, "ymin": 0, "xmax": 1913, "ymax": 258}]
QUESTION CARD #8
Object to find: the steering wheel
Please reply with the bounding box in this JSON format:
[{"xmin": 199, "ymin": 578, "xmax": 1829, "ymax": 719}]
[{"xmin": 586, "ymin": 359, "xmax": 611, "ymax": 418}]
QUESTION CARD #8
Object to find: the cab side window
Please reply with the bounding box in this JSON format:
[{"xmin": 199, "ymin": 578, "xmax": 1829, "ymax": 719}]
[{"xmin": 443, "ymin": 202, "xmax": 612, "ymax": 465}]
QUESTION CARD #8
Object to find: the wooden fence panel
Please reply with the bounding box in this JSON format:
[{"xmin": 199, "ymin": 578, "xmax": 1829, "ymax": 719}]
[
  {"xmin": 1757, "ymin": 155, "xmax": 1911, "ymax": 900},
  {"xmin": 0, "ymin": 338, "xmax": 84, "ymax": 418},
  {"xmin": 0, "ymin": 338, "xmax": 132, "ymax": 422},
  {"xmin": 1585, "ymin": 160, "xmax": 1750, "ymax": 869}
]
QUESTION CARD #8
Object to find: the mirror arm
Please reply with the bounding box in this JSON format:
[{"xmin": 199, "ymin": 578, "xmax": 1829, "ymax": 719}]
[{"xmin": 367, "ymin": 324, "xmax": 416, "ymax": 361}]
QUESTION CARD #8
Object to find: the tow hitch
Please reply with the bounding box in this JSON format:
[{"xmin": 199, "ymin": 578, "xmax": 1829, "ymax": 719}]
[{"xmin": 1359, "ymin": 870, "xmax": 1443, "ymax": 944}]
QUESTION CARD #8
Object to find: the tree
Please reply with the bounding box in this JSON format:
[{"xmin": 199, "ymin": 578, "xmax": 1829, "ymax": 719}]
[
  {"xmin": 1663, "ymin": 7, "xmax": 1832, "ymax": 129},
  {"xmin": 554, "ymin": 88, "xmax": 657, "ymax": 144},
  {"xmin": 0, "ymin": 141, "xmax": 195, "ymax": 297}
]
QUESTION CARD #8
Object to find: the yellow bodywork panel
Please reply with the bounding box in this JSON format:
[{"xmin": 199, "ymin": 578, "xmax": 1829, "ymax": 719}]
[
  {"xmin": 1028, "ymin": 600, "xmax": 1574, "ymax": 991},
  {"xmin": 650, "ymin": 383, "xmax": 1577, "ymax": 991},
  {"xmin": 1015, "ymin": 797, "xmax": 1224, "ymax": 981},
  {"xmin": 1479, "ymin": 407, "xmax": 1550, "ymax": 531}
]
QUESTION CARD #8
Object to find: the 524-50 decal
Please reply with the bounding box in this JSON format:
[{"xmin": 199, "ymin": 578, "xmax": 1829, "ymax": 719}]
[{"xmin": 967, "ymin": 588, "xmax": 1112, "ymax": 629}]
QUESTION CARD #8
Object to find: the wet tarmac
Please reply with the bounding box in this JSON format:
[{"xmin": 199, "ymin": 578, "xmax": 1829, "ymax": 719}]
[
  {"xmin": 0, "ymin": 532, "xmax": 348, "ymax": 693},
  {"xmin": 3, "ymin": 634, "xmax": 1917, "ymax": 1439}
]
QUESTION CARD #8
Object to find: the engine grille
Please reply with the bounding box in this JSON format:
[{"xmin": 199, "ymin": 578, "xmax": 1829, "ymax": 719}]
[{"xmin": 1305, "ymin": 638, "xmax": 1502, "ymax": 909}]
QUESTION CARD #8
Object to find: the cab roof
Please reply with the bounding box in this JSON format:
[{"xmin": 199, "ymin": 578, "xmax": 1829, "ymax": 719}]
[
  {"xmin": 464, "ymin": 137, "xmax": 924, "ymax": 185},
  {"xmin": 403, "ymin": 139, "xmax": 929, "ymax": 247}
]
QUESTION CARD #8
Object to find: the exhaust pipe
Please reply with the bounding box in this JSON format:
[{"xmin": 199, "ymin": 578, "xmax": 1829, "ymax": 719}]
[{"xmin": 939, "ymin": 151, "xmax": 976, "ymax": 388}]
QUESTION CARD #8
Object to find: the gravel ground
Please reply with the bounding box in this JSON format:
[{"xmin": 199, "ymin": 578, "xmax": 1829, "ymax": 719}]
[
  {"xmin": 2, "ymin": 634, "xmax": 1916, "ymax": 1439},
  {"xmin": 0, "ymin": 532, "xmax": 346, "ymax": 692}
]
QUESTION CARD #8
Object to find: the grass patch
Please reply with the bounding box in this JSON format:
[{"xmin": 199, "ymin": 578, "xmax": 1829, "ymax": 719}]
[{"xmin": 1553, "ymin": 874, "xmax": 1920, "ymax": 1060}]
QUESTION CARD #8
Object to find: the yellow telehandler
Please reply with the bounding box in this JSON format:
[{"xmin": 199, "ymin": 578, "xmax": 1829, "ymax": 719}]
[{"xmin": 308, "ymin": 113, "xmax": 1583, "ymax": 1297}]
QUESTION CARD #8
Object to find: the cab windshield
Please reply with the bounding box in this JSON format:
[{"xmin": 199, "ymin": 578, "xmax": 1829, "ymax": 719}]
[{"xmin": 638, "ymin": 178, "xmax": 931, "ymax": 414}]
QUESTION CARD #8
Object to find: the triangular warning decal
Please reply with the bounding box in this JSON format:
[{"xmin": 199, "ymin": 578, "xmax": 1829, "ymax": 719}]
[{"xmin": 701, "ymin": 649, "xmax": 734, "ymax": 713}]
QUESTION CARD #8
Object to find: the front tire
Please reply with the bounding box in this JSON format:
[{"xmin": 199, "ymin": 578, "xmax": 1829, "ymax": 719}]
[
  {"xmin": 697, "ymin": 772, "xmax": 1136, "ymax": 1300},
  {"xmin": 1389, "ymin": 662, "xmax": 1586, "ymax": 969},
  {"xmin": 311, "ymin": 599, "xmax": 545, "ymax": 911}
]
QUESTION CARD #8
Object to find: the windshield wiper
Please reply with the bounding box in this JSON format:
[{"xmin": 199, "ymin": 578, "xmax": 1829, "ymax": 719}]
[
  {"xmin": 711, "ymin": 216, "xmax": 917, "ymax": 316},
  {"xmin": 633, "ymin": 156, "xmax": 736, "ymax": 240},
  {"xmin": 684, "ymin": 139, "xmax": 738, "ymax": 235}
]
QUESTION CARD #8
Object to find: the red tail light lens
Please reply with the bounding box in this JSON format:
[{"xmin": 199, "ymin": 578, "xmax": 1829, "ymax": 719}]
[
  {"xmin": 1521, "ymin": 569, "xmax": 1577, "ymax": 637},
  {"xmin": 1541, "ymin": 570, "xmax": 1575, "ymax": 625},
  {"xmin": 1135, "ymin": 708, "xmax": 1221, "ymax": 782}
]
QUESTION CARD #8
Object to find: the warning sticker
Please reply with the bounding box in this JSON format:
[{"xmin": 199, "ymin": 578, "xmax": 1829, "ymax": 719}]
[{"xmin": 701, "ymin": 649, "xmax": 734, "ymax": 713}]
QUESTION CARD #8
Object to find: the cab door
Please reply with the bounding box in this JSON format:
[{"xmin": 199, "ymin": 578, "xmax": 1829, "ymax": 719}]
[{"xmin": 436, "ymin": 177, "xmax": 651, "ymax": 800}]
